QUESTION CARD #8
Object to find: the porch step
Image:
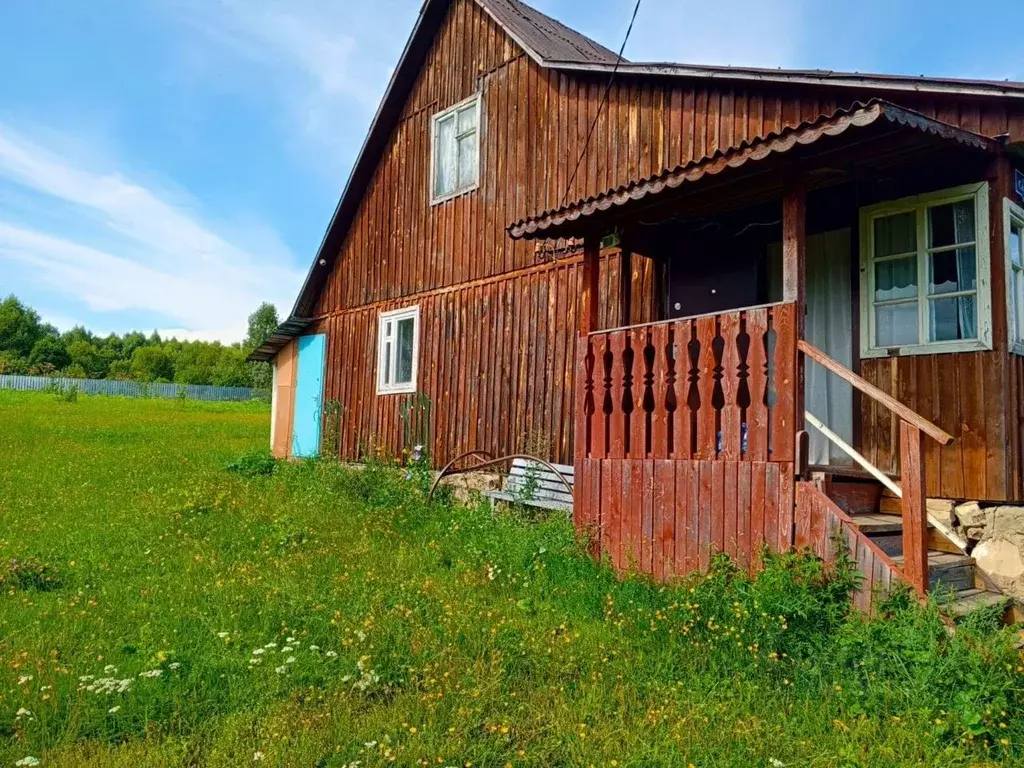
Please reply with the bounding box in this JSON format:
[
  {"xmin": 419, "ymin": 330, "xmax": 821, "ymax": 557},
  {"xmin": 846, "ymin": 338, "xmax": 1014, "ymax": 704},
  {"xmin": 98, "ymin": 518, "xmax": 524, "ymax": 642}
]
[
  {"xmin": 940, "ymin": 588, "xmax": 1011, "ymax": 618},
  {"xmin": 892, "ymin": 550, "xmax": 976, "ymax": 593},
  {"xmin": 850, "ymin": 512, "xmax": 928, "ymax": 534}
]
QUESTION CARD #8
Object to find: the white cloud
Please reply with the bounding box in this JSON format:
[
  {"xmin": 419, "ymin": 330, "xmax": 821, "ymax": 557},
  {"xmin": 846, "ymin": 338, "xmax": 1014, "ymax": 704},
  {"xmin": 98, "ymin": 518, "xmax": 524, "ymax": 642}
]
[
  {"xmin": 168, "ymin": 0, "xmax": 409, "ymax": 170},
  {"xmin": 0, "ymin": 124, "xmax": 302, "ymax": 342}
]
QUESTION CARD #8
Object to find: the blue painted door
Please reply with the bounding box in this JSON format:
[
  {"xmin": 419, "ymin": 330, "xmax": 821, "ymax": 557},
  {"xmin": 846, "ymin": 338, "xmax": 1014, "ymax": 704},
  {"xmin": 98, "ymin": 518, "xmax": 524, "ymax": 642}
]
[{"xmin": 292, "ymin": 333, "xmax": 326, "ymax": 458}]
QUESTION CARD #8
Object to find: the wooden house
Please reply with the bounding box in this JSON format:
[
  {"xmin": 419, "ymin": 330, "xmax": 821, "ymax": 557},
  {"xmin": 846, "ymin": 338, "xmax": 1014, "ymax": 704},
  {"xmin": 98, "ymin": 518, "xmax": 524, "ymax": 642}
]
[{"xmin": 250, "ymin": 0, "xmax": 1024, "ymax": 610}]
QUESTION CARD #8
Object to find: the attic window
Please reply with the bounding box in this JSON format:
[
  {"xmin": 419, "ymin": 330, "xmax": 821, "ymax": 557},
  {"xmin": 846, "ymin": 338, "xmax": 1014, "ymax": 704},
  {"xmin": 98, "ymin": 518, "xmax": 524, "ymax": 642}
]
[{"xmin": 431, "ymin": 94, "xmax": 480, "ymax": 203}]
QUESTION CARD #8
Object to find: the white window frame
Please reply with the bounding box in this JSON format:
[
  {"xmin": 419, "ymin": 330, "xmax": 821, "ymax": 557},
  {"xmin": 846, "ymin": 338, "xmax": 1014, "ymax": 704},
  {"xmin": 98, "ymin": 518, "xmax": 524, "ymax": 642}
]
[
  {"xmin": 859, "ymin": 182, "xmax": 992, "ymax": 358},
  {"xmin": 1005, "ymin": 197, "xmax": 1024, "ymax": 355},
  {"xmin": 429, "ymin": 93, "xmax": 481, "ymax": 205},
  {"xmin": 376, "ymin": 306, "xmax": 420, "ymax": 395}
]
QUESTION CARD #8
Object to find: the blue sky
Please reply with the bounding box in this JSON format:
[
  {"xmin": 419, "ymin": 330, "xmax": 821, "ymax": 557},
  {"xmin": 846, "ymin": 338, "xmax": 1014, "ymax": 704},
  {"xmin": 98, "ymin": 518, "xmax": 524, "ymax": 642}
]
[{"xmin": 1, "ymin": 0, "xmax": 1020, "ymax": 342}]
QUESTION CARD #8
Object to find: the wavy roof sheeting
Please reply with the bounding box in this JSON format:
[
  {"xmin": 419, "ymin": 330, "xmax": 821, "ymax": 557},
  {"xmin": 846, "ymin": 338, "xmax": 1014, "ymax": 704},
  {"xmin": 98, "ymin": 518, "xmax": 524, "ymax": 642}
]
[{"xmin": 507, "ymin": 100, "xmax": 999, "ymax": 240}]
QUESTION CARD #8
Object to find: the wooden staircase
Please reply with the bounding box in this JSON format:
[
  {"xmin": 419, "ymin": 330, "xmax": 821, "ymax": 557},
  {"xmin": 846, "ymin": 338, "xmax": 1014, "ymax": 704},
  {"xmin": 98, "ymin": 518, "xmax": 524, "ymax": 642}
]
[{"xmin": 820, "ymin": 474, "xmax": 1009, "ymax": 618}]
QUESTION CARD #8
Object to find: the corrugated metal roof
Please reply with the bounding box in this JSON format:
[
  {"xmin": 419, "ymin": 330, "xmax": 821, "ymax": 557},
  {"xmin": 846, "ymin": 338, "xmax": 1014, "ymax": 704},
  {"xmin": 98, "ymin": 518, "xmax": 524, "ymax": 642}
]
[
  {"xmin": 246, "ymin": 317, "xmax": 312, "ymax": 362},
  {"xmin": 551, "ymin": 61, "xmax": 1024, "ymax": 99},
  {"xmin": 477, "ymin": 0, "xmax": 620, "ymax": 66},
  {"xmin": 507, "ymin": 100, "xmax": 1000, "ymax": 240}
]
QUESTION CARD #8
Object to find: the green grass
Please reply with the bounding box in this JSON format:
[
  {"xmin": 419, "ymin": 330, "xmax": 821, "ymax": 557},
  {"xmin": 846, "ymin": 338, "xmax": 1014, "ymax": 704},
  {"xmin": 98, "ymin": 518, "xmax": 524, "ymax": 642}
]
[{"xmin": 1, "ymin": 390, "xmax": 1023, "ymax": 767}]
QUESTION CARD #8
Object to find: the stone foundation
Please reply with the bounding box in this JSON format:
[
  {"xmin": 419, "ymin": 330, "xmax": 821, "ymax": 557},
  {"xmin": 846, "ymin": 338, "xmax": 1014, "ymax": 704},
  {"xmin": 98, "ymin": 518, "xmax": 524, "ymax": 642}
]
[
  {"xmin": 435, "ymin": 470, "xmax": 502, "ymax": 505},
  {"xmin": 943, "ymin": 500, "xmax": 1024, "ymax": 601}
]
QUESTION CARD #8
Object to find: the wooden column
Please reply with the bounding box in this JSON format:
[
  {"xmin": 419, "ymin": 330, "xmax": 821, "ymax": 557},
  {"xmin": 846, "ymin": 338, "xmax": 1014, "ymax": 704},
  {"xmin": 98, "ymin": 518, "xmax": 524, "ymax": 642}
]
[
  {"xmin": 579, "ymin": 235, "xmax": 601, "ymax": 336},
  {"xmin": 900, "ymin": 421, "xmax": 928, "ymax": 595},
  {"xmin": 782, "ymin": 179, "xmax": 807, "ymax": 474},
  {"xmin": 574, "ymin": 234, "xmax": 602, "ymax": 539},
  {"xmin": 618, "ymin": 249, "xmax": 633, "ymax": 328}
]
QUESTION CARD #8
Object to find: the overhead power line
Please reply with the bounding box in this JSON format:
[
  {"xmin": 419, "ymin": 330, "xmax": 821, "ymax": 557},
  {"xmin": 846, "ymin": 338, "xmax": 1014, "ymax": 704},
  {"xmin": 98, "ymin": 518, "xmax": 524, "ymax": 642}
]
[{"xmin": 560, "ymin": 0, "xmax": 643, "ymax": 209}]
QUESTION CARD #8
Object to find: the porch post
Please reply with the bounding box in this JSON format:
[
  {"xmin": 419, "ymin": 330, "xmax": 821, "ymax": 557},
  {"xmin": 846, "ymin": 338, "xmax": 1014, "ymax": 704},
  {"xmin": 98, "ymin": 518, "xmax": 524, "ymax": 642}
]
[
  {"xmin": 574, "ymin": 234, "xmax": 602, "ymax": 540},
  {"xmin": 579, "ymin": 235, "xmax": 601, "ymax": 335},
  {"xmin": 783, "ymin": 179, "xmax": 808, "ymax": 477}
]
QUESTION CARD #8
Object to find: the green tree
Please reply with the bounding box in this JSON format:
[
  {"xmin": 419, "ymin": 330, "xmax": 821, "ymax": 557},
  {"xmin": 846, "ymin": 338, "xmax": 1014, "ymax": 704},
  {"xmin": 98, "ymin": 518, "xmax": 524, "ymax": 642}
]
[
  {"xmin": 244, "ymin": 302, "xmax": 280, "ymax": 350},
  {"xmin": 130, "ymin": 346, "xmax": 174, "ymax": 382},
  {"xmin": 173, "ymin": 342, "xmax": 221, "ymax": 385},
  {"xmin": 245, "ymin": 302, "xmax": 279, "ymax": 391},
  {"xmin": 66, "ymin": 340, "xmax": 107, "ymax": 379},
  {"xmin": 0, "ymin": 350, "xmax": 28, "ymax": 374},
  {"xmin": 0, "ymin": 295, "xmax": 48, "ymax": 358},
  {"xmin": 211, "ymin": 349, "xmax": 251, "ymax": 388},
  {"xmin": 28, "ymin": 336, "xmax": 70, "ymax": 371},
  {"xmin": 107, "ymin": 360, "xmax": 132, "ymax": 380},
  {"xmin": 61, "ymin": 325, "xmax": 96, "ymax": 347},
  {"xmin": 62, "ymin": 363, "xmax": 87, "ymax": 379}
]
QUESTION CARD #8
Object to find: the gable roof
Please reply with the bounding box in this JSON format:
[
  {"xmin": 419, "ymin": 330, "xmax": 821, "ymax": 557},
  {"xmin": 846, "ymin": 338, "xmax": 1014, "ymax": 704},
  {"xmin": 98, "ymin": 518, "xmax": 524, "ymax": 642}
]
[
  {"xmin": 251, "ymin": 0, "xmax": 1024, "ymax": 361},
  {"xmin": 477, "ymin": 0, "xmax": 620, "ymax": 66}
]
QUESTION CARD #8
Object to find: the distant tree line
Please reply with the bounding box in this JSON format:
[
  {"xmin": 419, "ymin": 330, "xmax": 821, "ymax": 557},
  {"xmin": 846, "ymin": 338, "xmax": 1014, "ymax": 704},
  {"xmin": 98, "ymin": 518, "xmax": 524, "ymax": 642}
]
[{"xmin": 0, "ymin": 295, "xmax": 279, "ymax": 388}]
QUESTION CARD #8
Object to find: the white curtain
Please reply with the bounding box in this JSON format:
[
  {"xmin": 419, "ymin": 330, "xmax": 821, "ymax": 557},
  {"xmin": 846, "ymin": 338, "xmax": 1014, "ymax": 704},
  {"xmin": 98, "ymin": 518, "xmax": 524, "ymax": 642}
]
[
  {"xmin": 769, "ymin": 229, "xmax": 854, "ymax": 465},
  {"xmin": 804, "ymin": 229, "xmax": 854, "ymax": 465}
]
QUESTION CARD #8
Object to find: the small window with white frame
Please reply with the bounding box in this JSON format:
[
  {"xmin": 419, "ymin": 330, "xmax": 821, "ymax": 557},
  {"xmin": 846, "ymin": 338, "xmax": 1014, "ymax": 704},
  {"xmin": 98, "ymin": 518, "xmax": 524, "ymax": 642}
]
[
  {"xmin": 1007, "ymin": 197, "xmax": 1024, "ymax": 353},
  {"xmin": 431, "ymin": 94, "xmax": 480, "ymax": 203},
  {"xmin": 860, "ymin": 182, "xmax": 992, "ymax": 357},
  {"xmin": 377, "ymin": 306, "xmax": 420, "ymax": 394}
]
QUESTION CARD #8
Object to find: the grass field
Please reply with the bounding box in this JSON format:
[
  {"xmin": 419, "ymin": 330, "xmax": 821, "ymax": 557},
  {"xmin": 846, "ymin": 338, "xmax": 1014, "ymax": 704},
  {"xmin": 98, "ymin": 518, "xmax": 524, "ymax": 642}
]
[{"xmin": 1, "ymin": 390, "xmax": 1023, "ymax": 767}]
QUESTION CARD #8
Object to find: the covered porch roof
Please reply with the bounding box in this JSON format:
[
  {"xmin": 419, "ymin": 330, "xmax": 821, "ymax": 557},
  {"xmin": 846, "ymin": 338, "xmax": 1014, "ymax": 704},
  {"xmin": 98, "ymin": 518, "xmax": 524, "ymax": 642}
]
[{"xmin": 507, "ymin": 100, "xmax": 1002, "ymax": 242}]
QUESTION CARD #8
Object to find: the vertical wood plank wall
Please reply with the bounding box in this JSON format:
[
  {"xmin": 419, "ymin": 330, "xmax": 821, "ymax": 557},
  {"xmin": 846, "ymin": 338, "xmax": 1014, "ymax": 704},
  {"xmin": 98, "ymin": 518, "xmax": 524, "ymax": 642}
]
[
  {"xmin": 272, "ymin": 340, "xmax": 297, "ymax": 459},
  {"xmin": 302, "ymin": 0, "xmax": 1024, "ymax": 495}
]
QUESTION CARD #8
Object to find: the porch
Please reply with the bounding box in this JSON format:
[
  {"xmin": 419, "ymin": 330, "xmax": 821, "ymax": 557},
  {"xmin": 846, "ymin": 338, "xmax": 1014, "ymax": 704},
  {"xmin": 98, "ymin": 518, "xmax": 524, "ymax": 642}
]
[{"xmin": 510, "ymin": 100, "xmax": 1014, "ymax": 609}]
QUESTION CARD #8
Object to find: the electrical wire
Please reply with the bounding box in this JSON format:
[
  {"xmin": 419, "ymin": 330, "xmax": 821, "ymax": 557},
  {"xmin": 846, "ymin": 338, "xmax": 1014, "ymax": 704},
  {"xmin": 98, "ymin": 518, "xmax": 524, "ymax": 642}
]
[{"xmin": 559, "ymin": 0, "xmax": 643, "ymax": 209}]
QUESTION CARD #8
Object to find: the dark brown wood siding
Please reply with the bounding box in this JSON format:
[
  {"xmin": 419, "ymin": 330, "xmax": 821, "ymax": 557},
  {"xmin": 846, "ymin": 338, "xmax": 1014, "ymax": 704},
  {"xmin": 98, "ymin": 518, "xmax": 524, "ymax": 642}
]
[{"xmin": 307, "ymin": 0, "xmax": 1024, "ymax": 493}]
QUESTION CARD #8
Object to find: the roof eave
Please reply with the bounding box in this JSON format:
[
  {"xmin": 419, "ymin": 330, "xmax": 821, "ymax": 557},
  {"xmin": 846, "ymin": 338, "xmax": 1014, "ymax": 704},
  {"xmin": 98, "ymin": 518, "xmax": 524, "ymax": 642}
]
[
  {"xmin": 508, "ymin": 100, "xmax": 1001, "ymax": 241},
  {"xmin": 547, "ymin": 60, "xmax": 1024, "ymax": 100}
]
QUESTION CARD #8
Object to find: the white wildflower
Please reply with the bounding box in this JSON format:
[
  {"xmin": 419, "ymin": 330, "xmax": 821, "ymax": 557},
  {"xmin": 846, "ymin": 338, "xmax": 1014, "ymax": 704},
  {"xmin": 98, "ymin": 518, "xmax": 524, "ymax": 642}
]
[
  {"xmin": 253, "ymin": 752, "xmax": 264, "ymax": 763},
  {"xmin": 354, "ymin": 630, "xmax": 367, "ymax": 642},
  {"xmin": 108, "ymin": 706, "xmax": 121, "ymax": 714},
  {"xmin": 769, "ymin": 760, "xmax": 786, "ymax": 768},
  {"xmin": 39, "ymin": 686, "xmax": 51, "ymax": 692},
  {"xmin": 274, "ymin": 665, "xmax": 287, "ymax": 675},
  {"xmin": 486, "ymin": 564, "xmax": 497, "ymax": 581},
  {"xmin": 286, "ymin": 637, "xmax": 296, "ymax": 643},
  {"xmin": 78, "ymin": 675, "xmax": 94, "ymax": 682},
  {"xmin": 168, "ymin": 662, "xmax": 181, "ymax": 670},
  {"xmin": 252, "ymin": 648, "xmax": 266, "ymax": 656},
  {"xmin": 17, "ymin": 675, "xmax": 33, "ymax": 685},
  {"xmin": 264, "ymin": 642, "xmax": 277, "ymax": 648},
  {"xmin": 249, "ymin": 658, "xmax": 262, "ymax": 666},
  {"xmin": 281, "ymin": 646, "xmax": 294, "ymax": 653},
  {"xmin": 139, "ymin": 669, "xmax": 163, "ymax": 679},
  {"xmin": 15, "ymin": 757, "xmax": 41, "ymax": 767},
  {"xmin": 217, "ymin": 632, "xmax": 230, "ymax": 639},
  {"xmin": 325, "ymin": 651, "xmax": 338, "ymax": 658},
  {"xmin": 308, "ymin": 645, "xmax": 320, "ymax": 652},
  {"xmin": 103, "ymin": 665, "xmax": 117, "ymax": 674},
  {"xmin": 363, "ymin": 741, "xmax": 378, "ymax": 750},
  {"xmin": 285, "ymin": 656, "xmax": 296, "ymax": 664},
  {"xmin": 16, "ymin": 707, "xmax": 31, "ymax": 717},
  {"xmin": 83, "ymin": 677, "xmax": 132, "ymax": 694}
]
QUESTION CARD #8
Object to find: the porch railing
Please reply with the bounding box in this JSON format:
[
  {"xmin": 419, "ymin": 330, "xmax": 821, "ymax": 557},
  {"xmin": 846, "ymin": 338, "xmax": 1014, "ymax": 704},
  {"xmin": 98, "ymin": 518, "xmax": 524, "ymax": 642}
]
[
  {"xmin": 579, "ymin": 302, "xmax": 798, "ymax": 462},
  {"xmin": 797, "ymin": 340, "xmax": 957, "ymax": 595}
]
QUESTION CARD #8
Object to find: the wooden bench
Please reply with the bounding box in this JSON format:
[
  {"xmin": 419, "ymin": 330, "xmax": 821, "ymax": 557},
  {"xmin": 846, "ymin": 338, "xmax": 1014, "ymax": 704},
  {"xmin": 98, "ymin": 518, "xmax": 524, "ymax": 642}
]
[{"xmin": 482, "ymin": 458, "xmax": 574, "ymax": 514}]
